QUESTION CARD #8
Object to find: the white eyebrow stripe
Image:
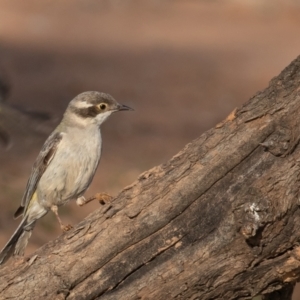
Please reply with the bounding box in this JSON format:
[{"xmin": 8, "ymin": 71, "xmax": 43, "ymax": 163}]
[{"xmin": 74, "ymin": 102, "xmax": 95, "ymax": 108}]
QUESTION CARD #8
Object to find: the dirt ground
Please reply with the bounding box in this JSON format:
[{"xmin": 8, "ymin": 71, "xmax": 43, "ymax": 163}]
[{"xmin": 1, "ymin": 0, "xmax": 300, "ymax": 297}]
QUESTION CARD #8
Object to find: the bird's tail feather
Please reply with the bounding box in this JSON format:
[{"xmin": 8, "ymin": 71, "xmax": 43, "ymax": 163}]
[{"xmin": 0, "ymin": 217, "xmax": 35, "ymax": 265}]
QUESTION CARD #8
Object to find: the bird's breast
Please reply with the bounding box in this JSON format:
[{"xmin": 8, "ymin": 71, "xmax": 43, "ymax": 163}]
[
  {"xmin": 38, "ymin": 128, "xmax": 102, "ymax": 205},
  {"xmin": 65, "ymin": 130, "xmax": 102, "ymax": 197}
]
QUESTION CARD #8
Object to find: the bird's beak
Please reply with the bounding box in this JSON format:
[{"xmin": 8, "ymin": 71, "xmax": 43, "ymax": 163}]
[{"xmin": 117, "ymin": 104, "xmax": 134, "ymax": 111}]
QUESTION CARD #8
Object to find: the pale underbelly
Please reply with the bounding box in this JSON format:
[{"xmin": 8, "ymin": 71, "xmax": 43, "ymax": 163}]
[{"xmin": 37, "ymin": 141, "xmax": 101, "ymax": 208}]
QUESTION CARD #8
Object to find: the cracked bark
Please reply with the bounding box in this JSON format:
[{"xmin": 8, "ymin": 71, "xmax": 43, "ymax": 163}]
[{"xmin": 1, "ymin": 57, "xmax": 300, "ymax": 300}]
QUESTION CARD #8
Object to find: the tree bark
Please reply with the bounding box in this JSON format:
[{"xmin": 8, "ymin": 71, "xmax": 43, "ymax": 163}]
[{"xmin": 1, "ymin": 56, "xmax": 300, "ymax": 300}]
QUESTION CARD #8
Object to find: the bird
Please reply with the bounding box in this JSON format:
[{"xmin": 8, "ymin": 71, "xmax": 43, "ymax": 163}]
[{"xmin": 0, "ymin": 91, "xmax": 133, "ymax": 265}]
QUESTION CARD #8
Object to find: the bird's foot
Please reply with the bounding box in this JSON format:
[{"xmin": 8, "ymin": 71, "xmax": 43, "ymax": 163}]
[
  {"xmin": 94, "ymin": 193, "xmax": 113, "ymax": 205},
  {"xmin": 51, "ymin": 205, "xmax": 73, "ymax": 232},
  {"xmin": 76, "ymin": 193, "xmax": 112, "ymax": 206},
  {"xmin": 61, "ymin": 224, "xmax": 73, "ymax": 232}
]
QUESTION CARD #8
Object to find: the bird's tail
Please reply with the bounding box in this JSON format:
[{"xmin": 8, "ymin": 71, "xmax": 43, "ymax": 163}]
[{"xmin": 0, "ymin": 217, "xmax": 35, "ymax": 265}]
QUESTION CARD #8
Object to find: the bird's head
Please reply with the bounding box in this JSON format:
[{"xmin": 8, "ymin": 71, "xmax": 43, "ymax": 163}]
[{"xmin": 65, "ymin": 91, "xmax": 133, "ymax": 127}]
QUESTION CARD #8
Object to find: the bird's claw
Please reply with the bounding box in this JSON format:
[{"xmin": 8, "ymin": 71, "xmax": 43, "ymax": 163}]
[
  {"xmin": 94, "ymin": 193, "xmax": 112, "ymax": 205},
  {"xmin": 76, "ymin": 193, "xmax": 113, "ymax": 206},
  {"xmin": 61, "ymin": 224, "xmax": 73, "ymax": 232}
]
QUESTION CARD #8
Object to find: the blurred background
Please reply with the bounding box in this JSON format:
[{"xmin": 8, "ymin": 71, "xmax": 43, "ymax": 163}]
[{"xmin": 0, "ymin": 0, "xmax": 300, "ymax": 297}]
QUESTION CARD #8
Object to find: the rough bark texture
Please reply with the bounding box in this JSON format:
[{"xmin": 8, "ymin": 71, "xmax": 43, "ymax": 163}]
[{"xmin": 1, "ymin": 56, "xmax": 300, "ymax": 300}]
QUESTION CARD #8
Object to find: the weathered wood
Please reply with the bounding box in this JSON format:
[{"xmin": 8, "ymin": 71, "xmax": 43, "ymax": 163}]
[{"xmin": 1, "ymin": 56, "xmax": 300, "ymax": 300}]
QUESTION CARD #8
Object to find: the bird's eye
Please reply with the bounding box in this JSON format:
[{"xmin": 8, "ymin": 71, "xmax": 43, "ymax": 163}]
[{"xmin": 99, "ymin": 103, "xmax": 107, "ymax": 110}]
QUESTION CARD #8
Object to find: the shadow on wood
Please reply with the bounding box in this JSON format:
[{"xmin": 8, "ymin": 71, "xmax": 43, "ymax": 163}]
[{"xmin": 1, "ymin": 56, "xmax": 300, "ymax": 300}]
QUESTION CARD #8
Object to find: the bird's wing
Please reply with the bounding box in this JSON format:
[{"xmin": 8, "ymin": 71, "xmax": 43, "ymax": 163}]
[{"xmin": 14, "ymin": 131, "xmax": 64, "ymax": 218}]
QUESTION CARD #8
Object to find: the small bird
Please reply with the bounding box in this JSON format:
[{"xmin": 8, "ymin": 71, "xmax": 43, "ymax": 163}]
[{"xmin": 0, "ymin": 91, "xmax": 133, "ymax": 265}]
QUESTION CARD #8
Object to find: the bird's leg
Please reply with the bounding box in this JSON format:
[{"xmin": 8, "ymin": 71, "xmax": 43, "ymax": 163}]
[
  {"xmin": 76, "ymin": 193, "xmax": 112, "ymax": 206},
  {"xmin": 50, "ymin": 205, "xmax": 73, "ymax": 232}
]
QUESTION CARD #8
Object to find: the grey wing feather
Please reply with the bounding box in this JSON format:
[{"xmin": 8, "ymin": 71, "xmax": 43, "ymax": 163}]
[{"xmin": 14, "ymin": 131, "xmax": 63, "ymax": 218}]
